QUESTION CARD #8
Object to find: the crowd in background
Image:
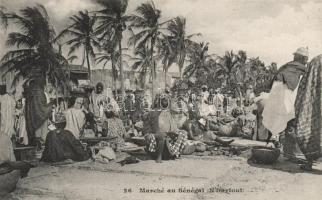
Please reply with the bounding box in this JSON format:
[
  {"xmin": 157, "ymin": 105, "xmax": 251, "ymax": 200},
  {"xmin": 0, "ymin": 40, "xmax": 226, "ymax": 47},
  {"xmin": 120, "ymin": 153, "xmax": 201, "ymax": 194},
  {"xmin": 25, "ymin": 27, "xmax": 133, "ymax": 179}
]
[{"xmin": 0, "ymin": 77, "xmax": 259, "ymax": 164}]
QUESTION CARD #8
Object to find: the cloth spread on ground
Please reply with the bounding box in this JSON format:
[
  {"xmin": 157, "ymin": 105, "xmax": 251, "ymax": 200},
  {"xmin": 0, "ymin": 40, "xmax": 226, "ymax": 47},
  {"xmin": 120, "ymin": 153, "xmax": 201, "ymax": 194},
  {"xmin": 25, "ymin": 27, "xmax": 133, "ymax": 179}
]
[
  {"xmin": 274, "ymin": 61, "xmax": 306, "ymax": 91},
  {"xmin": 295, "ymin": 55, "xmax": 322, "ymax": 161},
  {"xmin": 41, "ymin": 129, "xmax": 89, "ymax": 163},
  {"xmin": 93, "ymin": 146, "xmax": 116, "ymax": 164},
  {"xmin": 25, "ymin": 85, "xmax": 52, "ymax": 144}
]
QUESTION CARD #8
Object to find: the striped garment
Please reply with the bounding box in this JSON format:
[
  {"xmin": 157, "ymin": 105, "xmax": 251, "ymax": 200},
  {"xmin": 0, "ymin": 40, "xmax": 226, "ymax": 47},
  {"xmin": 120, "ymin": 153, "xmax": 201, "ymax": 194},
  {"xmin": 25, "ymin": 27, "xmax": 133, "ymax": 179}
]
[
  {"xmin": 145, "ymin": 131, "xmax": 188, "ymax": 158},
  {"xmin": 295, "ymin": 55, "xmax": 322, "ymax": 161}
]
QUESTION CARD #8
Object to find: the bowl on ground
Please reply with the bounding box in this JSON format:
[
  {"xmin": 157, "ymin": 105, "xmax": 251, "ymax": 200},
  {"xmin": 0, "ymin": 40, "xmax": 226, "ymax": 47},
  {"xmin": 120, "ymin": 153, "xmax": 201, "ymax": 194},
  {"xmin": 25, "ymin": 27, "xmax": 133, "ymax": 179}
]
[{"xmin": 251, "ymin": 146, "xmax": 280, "ymax": 164}]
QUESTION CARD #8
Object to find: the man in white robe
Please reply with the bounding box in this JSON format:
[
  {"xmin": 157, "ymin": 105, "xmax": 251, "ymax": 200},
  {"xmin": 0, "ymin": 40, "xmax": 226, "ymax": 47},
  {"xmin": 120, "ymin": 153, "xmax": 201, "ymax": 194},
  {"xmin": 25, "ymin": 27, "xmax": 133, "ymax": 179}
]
[{"xmin": 262, "ymin": 47, "xmax": 308, "ymax": 141}]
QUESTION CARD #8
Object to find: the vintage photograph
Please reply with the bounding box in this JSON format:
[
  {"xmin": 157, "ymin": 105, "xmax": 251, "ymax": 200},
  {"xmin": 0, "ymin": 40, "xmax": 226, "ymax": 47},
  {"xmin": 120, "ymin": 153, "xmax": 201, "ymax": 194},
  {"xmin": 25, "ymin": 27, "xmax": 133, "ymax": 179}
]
[{"xmin": 0, "ymin": 0, "xmax": 322, "ymax": 199}]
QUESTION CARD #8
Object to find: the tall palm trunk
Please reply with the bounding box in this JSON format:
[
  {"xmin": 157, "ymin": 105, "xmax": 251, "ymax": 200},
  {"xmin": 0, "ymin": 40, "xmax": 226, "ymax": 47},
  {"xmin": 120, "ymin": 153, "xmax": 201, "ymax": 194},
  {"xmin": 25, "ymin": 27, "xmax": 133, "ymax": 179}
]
[
  {"xmin": 179, "ymin": 51, "xmax": 185, "ymax": 79},
  {"xmin": 164, "ymin": 64, "xmax": 168, "ymax": 89},
  {"xmin": 151, "ymin": 38, "xmax": 156, "ymax": 99},
  {"xmin": 119, "ymin": 39, "xmax": 124, "ymax": 100},
  {"xmin": 111, "ymin": 53, "xmax": 117, "ymax": 92},
  {"xmin": 179, "ymin": 63, "xmax": 183, "ymax": 79},
  {"xmin": 86, "ymin": 48, "xmax": 91, "ymax": 81},
  {"xmin": 141, "ymin": 72, "xmax": 146, "ymax": 91}
]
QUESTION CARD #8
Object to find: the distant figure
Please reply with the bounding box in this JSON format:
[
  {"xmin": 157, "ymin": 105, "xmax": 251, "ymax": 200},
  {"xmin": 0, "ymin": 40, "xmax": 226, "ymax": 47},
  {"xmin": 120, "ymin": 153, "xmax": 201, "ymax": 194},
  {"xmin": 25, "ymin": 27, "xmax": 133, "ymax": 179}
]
[
  {"xmin": 244, "ymin": 85, "xmax": 255, "ymax": 106},
  {"xmin": 262, "ymin": 47, "xmax": 308, "ymax": 143},
  {"xmin": 201, "ymin": 85, "xmax": 209, "ymax": 103},
  {"xmin": 213, "ymin": 89, "xmax": 224, "ymax": 116},
  {"xmin": 208, "ymin": 88, "xmax": 214, "ymax": 104}
]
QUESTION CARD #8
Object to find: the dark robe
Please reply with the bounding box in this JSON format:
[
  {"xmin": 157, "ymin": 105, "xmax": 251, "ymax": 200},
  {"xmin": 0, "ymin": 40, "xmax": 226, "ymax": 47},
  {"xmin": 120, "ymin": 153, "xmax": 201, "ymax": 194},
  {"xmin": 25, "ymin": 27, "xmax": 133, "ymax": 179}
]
[
  {"xmin": 274, "ymin": 61, "xmax": 307, "ymax": 91},
  {"xmin": 25, "ymin": 85, "xmax": 52, "ymax": 144},
  {"xmin": 41, "ymin": 129, "xmax": 89, "ymax": 163}
]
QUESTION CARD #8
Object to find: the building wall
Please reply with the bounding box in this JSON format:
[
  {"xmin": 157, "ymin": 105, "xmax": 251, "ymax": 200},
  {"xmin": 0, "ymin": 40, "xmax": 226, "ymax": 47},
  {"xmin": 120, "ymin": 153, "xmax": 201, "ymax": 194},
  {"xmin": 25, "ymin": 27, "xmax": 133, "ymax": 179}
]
[{"xmin": 91, "ymin": 69, "xmax": 177, "ymax": 91}]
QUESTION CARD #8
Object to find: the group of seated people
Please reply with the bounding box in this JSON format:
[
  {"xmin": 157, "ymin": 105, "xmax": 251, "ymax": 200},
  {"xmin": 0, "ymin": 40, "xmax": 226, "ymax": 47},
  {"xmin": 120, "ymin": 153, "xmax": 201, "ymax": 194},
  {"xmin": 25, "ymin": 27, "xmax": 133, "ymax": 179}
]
[
  {"xmin": 34, "ymin": 79, "xmax": 257, "ymax": 164},
  {"xmin": 142, "ymin": 93, "xmax": 237, "ymax": 163},
  {"xmin": 41, "ymin": 95, "xmax": 126, "ymax": 163}
]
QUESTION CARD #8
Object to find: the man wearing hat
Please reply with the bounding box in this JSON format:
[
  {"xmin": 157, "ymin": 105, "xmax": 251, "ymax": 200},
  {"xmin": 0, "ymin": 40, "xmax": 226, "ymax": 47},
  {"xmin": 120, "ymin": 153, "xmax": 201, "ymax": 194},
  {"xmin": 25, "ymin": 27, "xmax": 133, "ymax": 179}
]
[{"xmin": 262, "ymin": 47, "xmax": 308, "ymax": 147}]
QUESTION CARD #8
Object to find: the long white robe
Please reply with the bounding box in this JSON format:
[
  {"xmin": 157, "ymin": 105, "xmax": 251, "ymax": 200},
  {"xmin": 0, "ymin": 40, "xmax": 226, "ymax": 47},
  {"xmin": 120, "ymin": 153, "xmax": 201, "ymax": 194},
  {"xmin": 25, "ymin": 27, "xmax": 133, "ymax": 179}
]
[
  {"xmin": 0, "ymin": 94, "xmax": 16, "ymax": 162},
  {"xmin": 64, "ymin": 108, "xmax": 85, "ymax": 139},
  {"xmin": 262, "ymin": 79, "xmax": 300, "ymax": 137}
]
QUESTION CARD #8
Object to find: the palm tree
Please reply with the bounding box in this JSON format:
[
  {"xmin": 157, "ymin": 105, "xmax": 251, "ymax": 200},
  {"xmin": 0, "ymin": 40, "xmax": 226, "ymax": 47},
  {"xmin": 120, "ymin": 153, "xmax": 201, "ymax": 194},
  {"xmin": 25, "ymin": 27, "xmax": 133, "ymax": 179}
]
[
  {"xmin": 183, "ymin": 42, "xmax": 212, "ymax": 79},
  {"xmin": 0, "ymin": 5, "xmax": 68, "ymax": 87},
  {"xmin": 215, "ymin": 50, "xmax": 240, "ymax": 88},
  {"xmin": 128, "ymin": 0, "xmax": 169, "ymax": 97},
  {"xmin": 95, "ymin": 0, "xmax": 129, "ymax": 98},
  {"xmin": 0, "ymin": 6, "xmax": 8, "ymax": 29},
  {"xmin": 95, "ymin": 43, "xmax": 130, "ymax": 90},
  {"xmin": 167, "ymin": 16, "xmax": 200, "ymax": 79},
  {"xmin": 157, "ymin": 36, "xmax": 176, "ymax": 88},
  {"xmin": 56, "ymin": 10, "xmax": 99, "ymax": 80},
  {"xmin": 130, "ymin": 46, "xmax": 151, "ymax": 90},
  {"xmin": 234, "ymin": 50, "xmax": 249, "ymax": 87}
]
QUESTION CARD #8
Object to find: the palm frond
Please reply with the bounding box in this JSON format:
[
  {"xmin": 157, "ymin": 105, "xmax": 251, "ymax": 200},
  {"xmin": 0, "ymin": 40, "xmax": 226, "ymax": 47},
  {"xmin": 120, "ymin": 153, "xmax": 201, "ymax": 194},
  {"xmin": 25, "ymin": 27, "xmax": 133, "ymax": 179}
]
[{"xmin": 6, "ymin": 32, "xmax": 36, "ymax": 48}]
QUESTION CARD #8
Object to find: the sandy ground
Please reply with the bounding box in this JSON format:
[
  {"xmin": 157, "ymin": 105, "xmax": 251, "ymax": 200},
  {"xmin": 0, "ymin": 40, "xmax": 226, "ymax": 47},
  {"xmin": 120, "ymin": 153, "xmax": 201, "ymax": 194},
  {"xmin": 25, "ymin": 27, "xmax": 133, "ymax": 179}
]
[{"xmin": 3, "ymin": 147, "xmax": 322, "ymax": 200}]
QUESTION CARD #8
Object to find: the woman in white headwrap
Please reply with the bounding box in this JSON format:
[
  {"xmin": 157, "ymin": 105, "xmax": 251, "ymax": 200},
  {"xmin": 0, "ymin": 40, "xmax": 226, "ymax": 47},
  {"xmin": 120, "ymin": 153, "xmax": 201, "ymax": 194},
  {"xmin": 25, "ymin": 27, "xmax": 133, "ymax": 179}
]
[
  {"xmin": 101, "ymin": 92, "xmax": 125, "ymax": 147},
  {"xmin": 64, "ymin": 97, "xmax": 86, "ymax": 139}
]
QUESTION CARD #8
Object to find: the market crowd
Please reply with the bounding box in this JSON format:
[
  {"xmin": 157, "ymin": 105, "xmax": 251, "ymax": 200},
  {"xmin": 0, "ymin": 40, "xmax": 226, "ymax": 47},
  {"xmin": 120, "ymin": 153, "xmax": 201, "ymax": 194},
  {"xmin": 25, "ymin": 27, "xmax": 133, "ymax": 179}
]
[
  {"xmin": 0, "ymin": 47, "xmax": 322, "ymax": 171},
  {"xmin": 0, "ymin": 75, "xmax": 256, "ymax": 163}
]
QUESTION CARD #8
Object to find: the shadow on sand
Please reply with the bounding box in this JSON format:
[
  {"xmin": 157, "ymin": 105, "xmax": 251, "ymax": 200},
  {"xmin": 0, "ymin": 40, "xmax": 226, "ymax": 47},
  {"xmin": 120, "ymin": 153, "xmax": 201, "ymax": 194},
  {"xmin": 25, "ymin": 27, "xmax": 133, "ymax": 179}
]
[{"xmin": 247, "ymin": 156, "xmax": 322, "ymax": 175}]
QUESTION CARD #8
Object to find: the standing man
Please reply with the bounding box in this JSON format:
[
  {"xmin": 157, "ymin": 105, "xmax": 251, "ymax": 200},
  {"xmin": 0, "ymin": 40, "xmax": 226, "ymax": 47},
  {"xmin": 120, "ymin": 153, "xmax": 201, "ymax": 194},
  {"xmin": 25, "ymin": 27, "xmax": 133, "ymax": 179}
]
[
  {"xmin": 213, "ymin": 89, "xmax": 224, "ymax": 116},
  {"xmin": 262, "ymin": 47, "xmax": 308, "ymax": 145},
  {"xmin": 90, "ymin": 82, "xmax": 106, "ymax": 119},
  {"xmin": 244, "ymin": 85, "xmax": 256, "ymax": 106},
  {"xmin": 0, "ymin": 89, "xmax": 17, "ymax": 161},
  {"xmin": 201, "ymin": 85, "xmax": 209, "ymax": 104},
  {"xmin": 25, "ymin": 79, "xmax": 53, "ymax": 145}
]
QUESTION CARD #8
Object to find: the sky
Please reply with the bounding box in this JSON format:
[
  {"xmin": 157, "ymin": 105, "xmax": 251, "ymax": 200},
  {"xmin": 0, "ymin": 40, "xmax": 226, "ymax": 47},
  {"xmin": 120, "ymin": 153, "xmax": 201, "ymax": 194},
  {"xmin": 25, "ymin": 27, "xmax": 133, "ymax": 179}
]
[{"xmin": 1, "ymin": 0, "xmax": 322, "ymax": 71}]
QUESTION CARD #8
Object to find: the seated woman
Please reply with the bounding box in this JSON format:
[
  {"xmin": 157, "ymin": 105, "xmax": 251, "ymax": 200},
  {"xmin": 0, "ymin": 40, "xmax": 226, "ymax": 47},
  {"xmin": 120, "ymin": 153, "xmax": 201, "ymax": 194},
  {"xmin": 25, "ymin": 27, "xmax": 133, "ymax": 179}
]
[
  {"xmin": 183, "ymin": 94, "xmax": 234, "ymax": 145},
  {"xmin": 41, "ymin": 114, "xmax": 89, "ymax": 163},
  {"xmin": 170, "ymin": 91, "xmax": 189, "ymax": 129},
  {"xmin": 101, "ymin": 101, "xmax": 126, "ymax": 148},
  {"xmin": 183, "ymin": 117, "xmax": 234, "ymax": 146},
  {"xmin": 143, "ymin": 94, "xmax": 188, "ymax": 163},
  {"xmin": 64, "ymin": 97, "xmax": 86, "ymax": 139}
]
